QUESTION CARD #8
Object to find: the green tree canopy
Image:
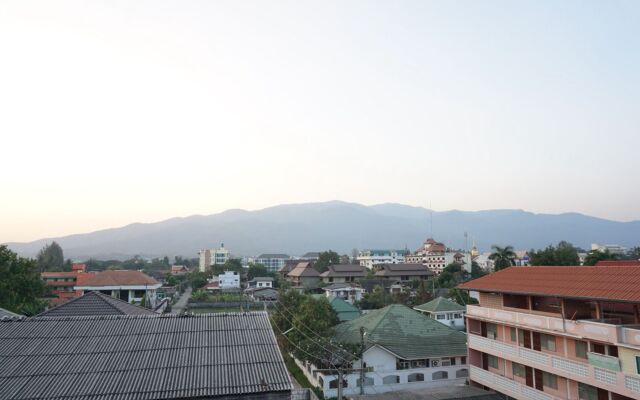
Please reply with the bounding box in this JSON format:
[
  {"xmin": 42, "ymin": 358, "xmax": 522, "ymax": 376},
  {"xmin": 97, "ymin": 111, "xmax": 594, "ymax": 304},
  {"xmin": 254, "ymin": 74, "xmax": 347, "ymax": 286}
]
[
  {"xmin": 529, "ymin": 241, "xmax": 580, "ymax": 266},
  {"xmin": 583, "ymin": 249, "xmax": 618, "ymax": 266},
  {"xmin": 36, "ymin": 241, "xmax": 65, "ymax": 272},
  {"xmin": 0, "ymin": 245, "xmax": 47, "ymax": 315},
  {"xmin": 489, "ymin": 245, "xmax": 516, "ymax": 271},
  {"xmin": 247, "ymin": 263, "xmax": 271, "ymax": 281},
  {"xmin": 314, "ymin": 250, "xmax": 340, "ymax": 273},
  {"xmin": 437, "ymin": 263, "xmax": 470, "ymax": 288}
]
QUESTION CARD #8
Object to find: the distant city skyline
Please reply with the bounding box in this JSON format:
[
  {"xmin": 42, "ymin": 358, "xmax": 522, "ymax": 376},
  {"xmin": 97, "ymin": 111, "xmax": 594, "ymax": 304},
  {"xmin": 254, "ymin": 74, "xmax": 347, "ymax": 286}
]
[{"xmin": 2, "ymin": 1, "xmax": 639, "ymax": 243}]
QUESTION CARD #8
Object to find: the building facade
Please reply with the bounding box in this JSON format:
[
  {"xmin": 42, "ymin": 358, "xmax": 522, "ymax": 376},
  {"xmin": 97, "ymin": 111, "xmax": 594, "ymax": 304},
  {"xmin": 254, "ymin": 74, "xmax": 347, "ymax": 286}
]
[
  {"xmin": 357, "ymin": 249, "xmax": 408, "ymax": 270},
  {"xmin": 414, "ymin": 297, "xmax": 466, "ymax": 331},
  {"xmin": 255, "ymin": 253, "xmax": 291, "ymax": 273},
  {"xmin": 218, "ymin": 271, "xmax": 240, "ymax": 289},
  {"xmin": 198, "ymin": 243, "xmax": 230, "ymax": 272},
  {"xmin": 459, "ymin": 266, "xmax": 640, "ymax": 400},
  {"xmin": 75, "ymin": 270, "xmax": 161, "ymax": 307}
]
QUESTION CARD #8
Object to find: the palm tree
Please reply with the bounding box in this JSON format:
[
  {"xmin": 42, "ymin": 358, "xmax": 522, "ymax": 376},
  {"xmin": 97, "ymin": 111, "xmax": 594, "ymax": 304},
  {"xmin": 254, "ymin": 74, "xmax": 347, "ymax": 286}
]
[{"xmin": 489, "ymin": 245, "xmax": 516, "ymax": 271}]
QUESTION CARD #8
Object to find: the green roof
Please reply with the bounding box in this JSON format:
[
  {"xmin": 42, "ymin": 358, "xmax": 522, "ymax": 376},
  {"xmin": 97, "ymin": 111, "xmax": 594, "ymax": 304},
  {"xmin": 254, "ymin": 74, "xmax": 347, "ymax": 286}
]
[
  {"xmin": 330, "ymin": 297, "xmax": 361, "ymax": 322},
  {"xmin": 413, "ymin": 297, "xmax": 465, "ymax": 313},
  {"xmin": 333, "ymin": 304, "xmax": 467, "ymax": 359}
]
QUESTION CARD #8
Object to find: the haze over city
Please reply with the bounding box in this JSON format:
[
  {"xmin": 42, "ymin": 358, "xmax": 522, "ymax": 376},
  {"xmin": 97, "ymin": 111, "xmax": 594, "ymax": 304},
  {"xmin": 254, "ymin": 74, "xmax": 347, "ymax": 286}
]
[{"xmin": 2, "ymin": 0, "xmax": 639, "ymax": 243}]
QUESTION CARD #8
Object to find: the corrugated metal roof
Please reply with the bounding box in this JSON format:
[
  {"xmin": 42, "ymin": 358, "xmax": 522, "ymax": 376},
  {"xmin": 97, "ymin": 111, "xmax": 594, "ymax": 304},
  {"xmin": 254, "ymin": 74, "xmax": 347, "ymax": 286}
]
[
  {"xmin": 333, "ymin": 305, "xmax": 467, "ymax": 359},
  {"xmin": 0, "ymin": 308, "xmax": 23, "ymax": 321},
  {"xmin": 458, "ymin": 266, "xmax": 640, "ymax": 302},
  {"xmin": 35, "ymin": 292, "xmax": 157, "ymax": 317},
  {"xmin": 0, "ymin": 312, "xmax": 292, "ymax": 399}
]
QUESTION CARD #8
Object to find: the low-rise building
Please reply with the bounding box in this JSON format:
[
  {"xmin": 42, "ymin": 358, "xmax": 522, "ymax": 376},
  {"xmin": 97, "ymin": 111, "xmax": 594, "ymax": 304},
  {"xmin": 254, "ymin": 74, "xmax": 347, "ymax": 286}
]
[
  {"xmin": 37, "ymin": 291, "xmax": 158, "ymax": 317},
  {"xmin": 319, "ymin": 264, "xmax": 367, "ymax": 283},
  {"xmin": 170, "ymin": 264, "xmax": 189, "ymax": 275},
  {"xmin": 374, "ymin": 263, "xmax": 434, "ymax": 281},
  {"xmin": 247, "ymin": 276, "xmax": 274, "ymax": 289},
  {"xmin": 218, "ymin": 270, "xmax": 240, "ymax": 289},
  {"xmin": 301, "ymin": 252, "xmax": 321, "ymax": 260},
  {"xmin": 413, "ymin": 297, "xmax": 466, "ymax": 330},
  {"xmin": 256, "ymin": 253, "xmax": 291, "ymax": 273},
  {"xmin": 592, "ymin": 243, "xmax": 627, "ymax": 256},
  {"xmin": 246, "ymin": 287, "xmax": 278, "ymax": 301},
  {"xmin": 323, "ymin": 283, "xmax": 365, "ymax": 304},
  {"xmin": 299, "ymin": 304, "xmax": 468, "ymax": 397},
  {"xmin": 41, "ymin": 263, "xmax": 92, "ymax": 305},
  {"xmin": 75, "ymin": 270, "xmax": 161, "ymax": 307},
  {"xmin": 286, "ymin": 261, "xmax": 320, "ymax": 288},
  {"xmin": 358, "ymin": 249, "xmax": 408, "ymax": 269},
  {"xmin": 329, "ymin": 296, "xmax": 361, "ymax": 322},
  {"xmin": 459, "ymin": 265, "xmax": 640, "ymax": 400}
]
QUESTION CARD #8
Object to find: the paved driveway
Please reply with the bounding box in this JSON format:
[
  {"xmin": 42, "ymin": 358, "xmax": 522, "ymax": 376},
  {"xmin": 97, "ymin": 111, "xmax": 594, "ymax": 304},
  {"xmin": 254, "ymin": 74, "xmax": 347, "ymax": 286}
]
[{"xmin": 171, "ymin": 287, "xmax": 192, "ymax": 314}]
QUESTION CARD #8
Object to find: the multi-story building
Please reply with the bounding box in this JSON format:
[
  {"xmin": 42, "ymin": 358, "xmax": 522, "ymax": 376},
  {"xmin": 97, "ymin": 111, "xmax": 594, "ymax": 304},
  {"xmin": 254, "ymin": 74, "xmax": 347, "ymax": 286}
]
[
  {"xmin": 374, "ymin": 263, "xmax": 434, "ymax": 281},
  {"xmin": 592, "ymin": 243, "xmax": 628, "ymax": 256},
  {"xmin": 407, "ymin": 238, "xmax": 471, "ymax": 274},
  {"xmin": 198, "ymin": 243, "xmax": 230, "ymax": 272},
  {"xmin": 285, "ymin": 261, "xmax": 320, "ymax": 288},
  {"xmin": 41, "ymin": 263, "xmax": 93, "ymax": 305},
  {"xmin": 255, "ymin": 253, "xmax": 291, "ymax": 273},
  {"xmin": 357, "ymin": 249, "xmax": 408, "ymax": 270},
  {"xmin": 459, "ymin": 265, "xmax": 640, "ymax": 400},
  {"xmin": 218, "ymin": 270, "xmax": 240, "ymax": 289},
  {"xmin": 319, "ymin": 264, "xmax": 367, "ymax": 284}
]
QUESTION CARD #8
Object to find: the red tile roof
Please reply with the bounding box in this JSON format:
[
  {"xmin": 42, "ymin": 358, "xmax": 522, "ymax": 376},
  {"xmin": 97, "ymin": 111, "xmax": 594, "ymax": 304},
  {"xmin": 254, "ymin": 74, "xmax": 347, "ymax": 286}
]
[
  {"xmin": 75, "ymin": 270, "xmax": 159, "ymax": 287},
  {"xmin": 596, "ymin": 260, "xmax": 640, "ymax": 267},
  {"xmin": 41, "ymin": 272, "xmax": 79, "ymax": 278},
  {"xmin": 458, "ymin": 266, "xmax": 640, "ymax": 302}
]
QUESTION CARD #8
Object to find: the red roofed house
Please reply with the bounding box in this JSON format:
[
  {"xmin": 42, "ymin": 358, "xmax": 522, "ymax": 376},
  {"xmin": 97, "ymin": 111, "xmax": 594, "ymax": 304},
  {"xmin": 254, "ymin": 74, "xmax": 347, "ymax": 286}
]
[
  {"xmin": 75, "ymin": 270, "xmax": 161, "ymax": 307},
  {"xmin": 41, "ymin": 263, "xmax": 94, "ymax": 305},
  {"xmin": 458, "ymin": 266, "xmax": 640, "ymax": 400}
]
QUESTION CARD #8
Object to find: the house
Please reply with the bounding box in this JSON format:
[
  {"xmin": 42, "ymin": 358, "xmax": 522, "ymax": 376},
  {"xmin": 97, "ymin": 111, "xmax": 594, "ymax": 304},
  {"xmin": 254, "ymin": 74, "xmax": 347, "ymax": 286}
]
[
  {"xmin": 218, "ymin": 270, "xmax": 240, "ymax": 289},
  {"xmin": 204, "ymin": 278, "xmax": 220, "ymax": 291},
  {"xmin": 458, "ymin": 266, "xmax": 640, "ymax": 400},
  {"xmin": 198, "ymin": 243, "xmax": 230, "ymax": 272},
  {"xmin": 413, "ymin": 297, "xmax": 466, "ymax": 330},
  {"xmin": 75, "ymin": 270, "xmax": 161, "ymax": 307},
  {"xmin": 277, "ymin": 259, "xmax": 299, "ymax": 278},
  {"xmin": 0, "ymin": 312, "xmax": 292, "ymax": 400},
  {"xmin": 358, "ymin": 278, "xmax": 397, "ymax": 294},
  {"xmin": 358, "ymin": 249, "xmax": 408, "ymax": 269},
  {"xmin": 170, "ymin": 264, "xmax": 189, "ymax": 275},
  {"xmin": 301, "ymin": 252, "xmax": 321, "ymax": 260},
  {"xmin": 286, "ymin": 261, "xmax": 320, "ymax": 288},
  {"xmin": 374, "ymin": 263, "xmax": 434, "ymax": 281},
  {"xmin": 329, "ymin": 297, "xmax": 361, "ymax": 322},
  {"xmin": 323, "ymin": 283, "xmax": 365, "ymax": 304},
  {"xmin": 246, "ymin": 287, "xmax": 278, "ymax": 301},
  {"xmin": 320, "ymin": 264, "xmax": 367, "ymax": 283},
  {"xmin": 473, "ymin": 253, "xmax": 494, "ymax": 271},
  {"xmin": 36, "ymin": 291, "xmax": 158, "ymax": 317},
  {"xmin": 256, "ymin": 253, "xmax": 291, "ymax": 273},
  {"xmin": 299, "ymin": 304, "xmax": 468, "ymax": 397},
  {"xmin": 247, "ymin": 276, "xmax": 273, "ymax": 288},
  {"xmin": 41, "ymin": 264, "xmax": 93, "ymax": 305}
]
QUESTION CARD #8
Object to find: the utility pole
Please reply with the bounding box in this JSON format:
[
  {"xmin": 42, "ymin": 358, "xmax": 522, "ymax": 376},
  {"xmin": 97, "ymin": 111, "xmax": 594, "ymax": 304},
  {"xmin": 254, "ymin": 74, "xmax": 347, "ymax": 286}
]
[
  {"xmin": 337, "ymin": 368, "xmax": 344, "ymax": 400},
  {"xmin": 360, "ymin": 326, "xmax": 365, "ymax": 395}
]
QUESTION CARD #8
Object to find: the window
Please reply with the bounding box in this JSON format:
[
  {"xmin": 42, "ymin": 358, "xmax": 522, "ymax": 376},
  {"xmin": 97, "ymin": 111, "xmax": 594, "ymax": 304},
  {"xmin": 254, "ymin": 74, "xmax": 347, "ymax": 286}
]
[
  {"xmin": 636, "ymin": 356, "xmax": 640, "ymax": 374},
  {"xmin": 357, "ymin": 377, "xmax": 374, "ymax": 387},
  {"xmin": 486, "ymin": 323, "xmax": 497, "ymax": 339},
  {"xmin": 450, "ymin": 357, "xmax": 456, "ymax": 366},
  {"xmin": 510, "ymin": 327, "xmax": 517, "ymax": 342},
  {"xmin": 456, "ymin": 369, "xmax": 469, "ymax": 378},
  {"xmin": 408, "ymin": 373, "xmax": 425, "ymax": 382},
  {"xmin": 461, "ymin": 356, "xmax": 467, "ymax": 365},
  {"xmin": 541, "ymin": 334, "xmax": 556, "ymax": 352},
  {"xmin": 542, "ymin": 372, "xmax": 558, "ymax": 390},
  {"xmin": 454, "ymin": 313, "xmax": 463, "ymax": 318},
  {"xmin": 512, "ymin": 362, "xmax": 526, "ymax": 378},
  {"xmin": 578, "ymin": 383, "xmax": 598, "ymax": 400},
  {"xmin": 432, "ymin": 371, "xmax": 448, "ymax": 380},
  {"xmin": 575, "ymin": 340, "xmax": 588, "ymax": 359},
  {"xmin": 488, "ymin": 355, "xmax": 498, "ymax": 369},
  {"xmin": 436, "ymin": 314, "xmax": 446, "ymax": 320},
  {"xmin": 383, "ymin": 375, "xmax": 399, "ymax": 384}
]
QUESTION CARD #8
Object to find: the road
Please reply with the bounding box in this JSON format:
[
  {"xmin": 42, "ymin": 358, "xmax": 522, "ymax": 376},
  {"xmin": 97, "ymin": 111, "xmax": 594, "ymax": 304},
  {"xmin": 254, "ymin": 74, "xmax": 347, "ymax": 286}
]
[{"xmin": 171, "ymin": 287, "xmax": 192, "ymax": 314}]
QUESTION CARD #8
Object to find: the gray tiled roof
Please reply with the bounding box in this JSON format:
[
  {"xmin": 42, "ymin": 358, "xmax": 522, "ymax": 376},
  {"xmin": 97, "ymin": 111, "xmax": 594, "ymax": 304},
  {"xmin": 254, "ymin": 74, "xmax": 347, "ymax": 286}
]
[
  {"xmin": 0, "ymin": 312, "xmax": 292, "ymax": 400},
  {"xmin": 0, "ymin": 308, "xmax": 22, "ymax": 321},
  {"xmin": 35, "ymin": 291, "xmax": 157, "ymax": 317}
]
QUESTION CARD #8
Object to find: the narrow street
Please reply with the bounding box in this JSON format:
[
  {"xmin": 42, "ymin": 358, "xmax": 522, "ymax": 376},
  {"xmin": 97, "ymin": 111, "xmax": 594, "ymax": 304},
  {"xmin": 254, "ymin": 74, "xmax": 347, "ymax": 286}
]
[{"xmin": 171, "ymin": 287, "xmax": 192, "ymax": 314}]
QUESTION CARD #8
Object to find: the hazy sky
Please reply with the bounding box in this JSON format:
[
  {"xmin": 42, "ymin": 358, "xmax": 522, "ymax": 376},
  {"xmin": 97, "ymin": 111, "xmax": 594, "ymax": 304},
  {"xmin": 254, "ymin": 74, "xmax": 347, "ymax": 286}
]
[{"xmin": 1, "ymin": 0, "xmax": 639, "ymax": 243}]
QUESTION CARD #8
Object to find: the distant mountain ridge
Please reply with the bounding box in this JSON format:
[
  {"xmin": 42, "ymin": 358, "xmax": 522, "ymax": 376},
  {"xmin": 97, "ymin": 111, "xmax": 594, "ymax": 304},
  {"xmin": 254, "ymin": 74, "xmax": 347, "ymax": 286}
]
[{"xmin": 5, "ymin": 201, "xmax": 640, "ymax": 260}]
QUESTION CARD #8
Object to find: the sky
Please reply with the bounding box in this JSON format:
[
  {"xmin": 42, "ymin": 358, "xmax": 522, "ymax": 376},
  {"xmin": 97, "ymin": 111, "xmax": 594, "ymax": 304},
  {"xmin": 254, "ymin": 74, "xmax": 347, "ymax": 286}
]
[{"xmin": 1, "ymin": 0, "xmax": 639, "ymax": 243}]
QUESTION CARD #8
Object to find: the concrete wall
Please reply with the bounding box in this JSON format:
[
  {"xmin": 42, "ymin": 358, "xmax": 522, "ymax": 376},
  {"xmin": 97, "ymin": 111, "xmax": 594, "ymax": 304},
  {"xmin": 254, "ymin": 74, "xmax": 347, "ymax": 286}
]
[{"xmin": 619, "ymin": 346, "xmax": 640, "ymax": 375}]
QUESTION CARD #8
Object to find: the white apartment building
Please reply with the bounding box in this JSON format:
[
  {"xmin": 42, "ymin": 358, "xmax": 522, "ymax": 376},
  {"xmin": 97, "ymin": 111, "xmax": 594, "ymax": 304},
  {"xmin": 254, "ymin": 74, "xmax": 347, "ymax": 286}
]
[
  {"xmin": 357, "ymin": 249, "xmax": 408, "ymax": 269},
  {"xmin": 198, "ymin": 243, "xmax": 231, "ymax": 272},
  {"xmin": 592, "ymin": 243, "xmax": 627, "ymax": 256}
]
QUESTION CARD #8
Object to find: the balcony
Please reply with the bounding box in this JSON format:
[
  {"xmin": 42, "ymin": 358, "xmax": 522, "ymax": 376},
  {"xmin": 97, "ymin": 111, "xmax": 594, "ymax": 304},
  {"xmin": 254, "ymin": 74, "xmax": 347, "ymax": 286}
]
[
  {"xmin": 467, "ymin": 305, "xmax": 640, "ymax": 348},
  {"xmin": 469, "ymin": 365, "xmax": 561, "ymax": 400},
  {"xmin": 469, "ymin": 334, "xmax": 640, "ymax": 399}
]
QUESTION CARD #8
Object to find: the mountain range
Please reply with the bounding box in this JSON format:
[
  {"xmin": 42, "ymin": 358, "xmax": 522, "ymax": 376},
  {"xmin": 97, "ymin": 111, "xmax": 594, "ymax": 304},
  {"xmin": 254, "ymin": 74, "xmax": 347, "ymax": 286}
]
[{"xmin": 5, "ymin": 201, "xmax": 640, "ymax": 260}]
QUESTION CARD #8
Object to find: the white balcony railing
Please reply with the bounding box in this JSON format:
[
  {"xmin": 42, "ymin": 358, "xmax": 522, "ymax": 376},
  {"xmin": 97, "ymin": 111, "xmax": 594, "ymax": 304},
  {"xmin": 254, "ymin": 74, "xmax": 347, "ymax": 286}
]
[
  {"xmin": 469, "ymin": 334, "xmax": 640, "ymax": 399},
  {"xmin": 469, "ymin": 366, "xmax": 561, "ymax": 400}
]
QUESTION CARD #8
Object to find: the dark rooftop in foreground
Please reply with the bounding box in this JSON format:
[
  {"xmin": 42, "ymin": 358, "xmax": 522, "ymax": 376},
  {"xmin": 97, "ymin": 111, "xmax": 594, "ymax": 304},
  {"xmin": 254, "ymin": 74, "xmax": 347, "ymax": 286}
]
[
  {"xmin": 35, "ymin": 291, "xmax": 158, "ymax": 317},
  {"xmin": 0, "ymin": 307, "xmax": 23, "ymax": 321},
  {"xmin": 0, "ymin": 312, "xmax": 292, "ymax": 400}
]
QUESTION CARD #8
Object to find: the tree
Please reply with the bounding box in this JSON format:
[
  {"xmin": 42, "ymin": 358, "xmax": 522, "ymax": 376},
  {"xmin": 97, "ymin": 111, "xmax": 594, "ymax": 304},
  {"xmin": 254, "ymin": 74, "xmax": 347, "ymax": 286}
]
[
  {"xmin": 437, "ymin": 263, "xmax": 469, "ymax": 288},
  {"xmin": 583, "ymin": 249, "xmax": 618, "ymax": 266},
  {"xmin": 529, "ymin": 241, "xmax": 580, "ymax": 266},
  {"xmin": 358, "ymin": 285, "xmax": 391, "ymax": 309},
  {"xmin": 36, "ymin": 241, "xmax": 64, "ymax": 272},
  {"xmin": 189, "ymin": 271, "xmax": 208, "ymax": 289},
  {"xmin": 247, "ymin": 263, "xmax": 270, "ymax": 281},
  {"xmin": 471, "ymin": 261, "xmax": 487, "ymax": 279},
  {"xmin": 0, "ymin": 245, "xmax": 47, "ymax": 315},
  {"xmin": 314, "ymin": 250, "xmax": 340, "ymax": 273},
  {"xmin": 489, "ymin": 245, "xmax": 516, "ymax": 271}
]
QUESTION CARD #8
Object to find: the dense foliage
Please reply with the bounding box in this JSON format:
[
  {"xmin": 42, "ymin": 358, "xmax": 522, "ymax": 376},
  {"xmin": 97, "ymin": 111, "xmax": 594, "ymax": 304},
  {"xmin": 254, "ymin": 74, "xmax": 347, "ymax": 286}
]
[
  {"xmin": 314, "ymin": 250, "xmax": 340, "ymax": 273},
  {"xmin": 583, "ymin": 249, "xmax": 618, "ymax": 266},
  {"xmin": 0, "ymin": 245, "xmax": 47, "ymax": 315},
  {"xmin": 36, "ymin": 241, "xmax": 65, "ymax": 272},
  {"xmin": 529, "ymin": 241, "xmax": 580, "ymax": 266},
  {"xmin": 489, "ymin": 245, "xmax": 516, "ymax": 271}
]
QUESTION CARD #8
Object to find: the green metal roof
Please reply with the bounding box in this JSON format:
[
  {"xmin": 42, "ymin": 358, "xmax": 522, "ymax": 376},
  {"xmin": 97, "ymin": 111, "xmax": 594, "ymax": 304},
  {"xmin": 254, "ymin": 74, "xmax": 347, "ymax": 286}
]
[
  {"xmin": 413, "ymin": 297, "xmax": 465, "ymax": 313},
  {"xmin": 333, "ymin": 304, "xmax": 467, "ymax": 359},
  {"xmin": 330, "ymin": 297, "xmax": 361, "ymax": 322}
]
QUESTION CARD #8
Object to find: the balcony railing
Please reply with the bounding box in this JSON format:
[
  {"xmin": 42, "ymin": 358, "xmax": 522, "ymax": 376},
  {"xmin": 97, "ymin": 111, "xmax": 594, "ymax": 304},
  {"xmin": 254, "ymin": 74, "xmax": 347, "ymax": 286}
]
[
  {"xmin": 469, "ymin": 334, "xmax": 640, "ymax": 399},
  {"xmin": 469, "ymin": 365, "xmax": 561, "ymax": 400},
  {"xmin": 466, "ymin": 305, "xmax": 640, "ymax": 348}
]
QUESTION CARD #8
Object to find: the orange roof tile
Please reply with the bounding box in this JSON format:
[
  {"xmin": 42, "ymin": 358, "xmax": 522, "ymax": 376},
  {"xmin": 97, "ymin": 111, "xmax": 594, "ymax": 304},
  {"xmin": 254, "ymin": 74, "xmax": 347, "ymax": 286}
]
[
  {"xmin": 596, "ymin": 260, "xmax": 640, "ymax": 267},
  {"xmin": 75, "ymin": 270, "xmax": 159, "ymax": 287},
  {"xmin": 458, "ymin": 266, "xmax": 640, "ymax": 303}
]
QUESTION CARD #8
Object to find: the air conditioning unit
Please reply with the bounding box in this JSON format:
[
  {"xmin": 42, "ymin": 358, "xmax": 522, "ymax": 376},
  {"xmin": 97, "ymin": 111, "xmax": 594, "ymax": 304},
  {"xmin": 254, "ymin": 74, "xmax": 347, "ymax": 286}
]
[{"xmin": 431, "ymin": 360, "xmax": 440, "ymax": 367}]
